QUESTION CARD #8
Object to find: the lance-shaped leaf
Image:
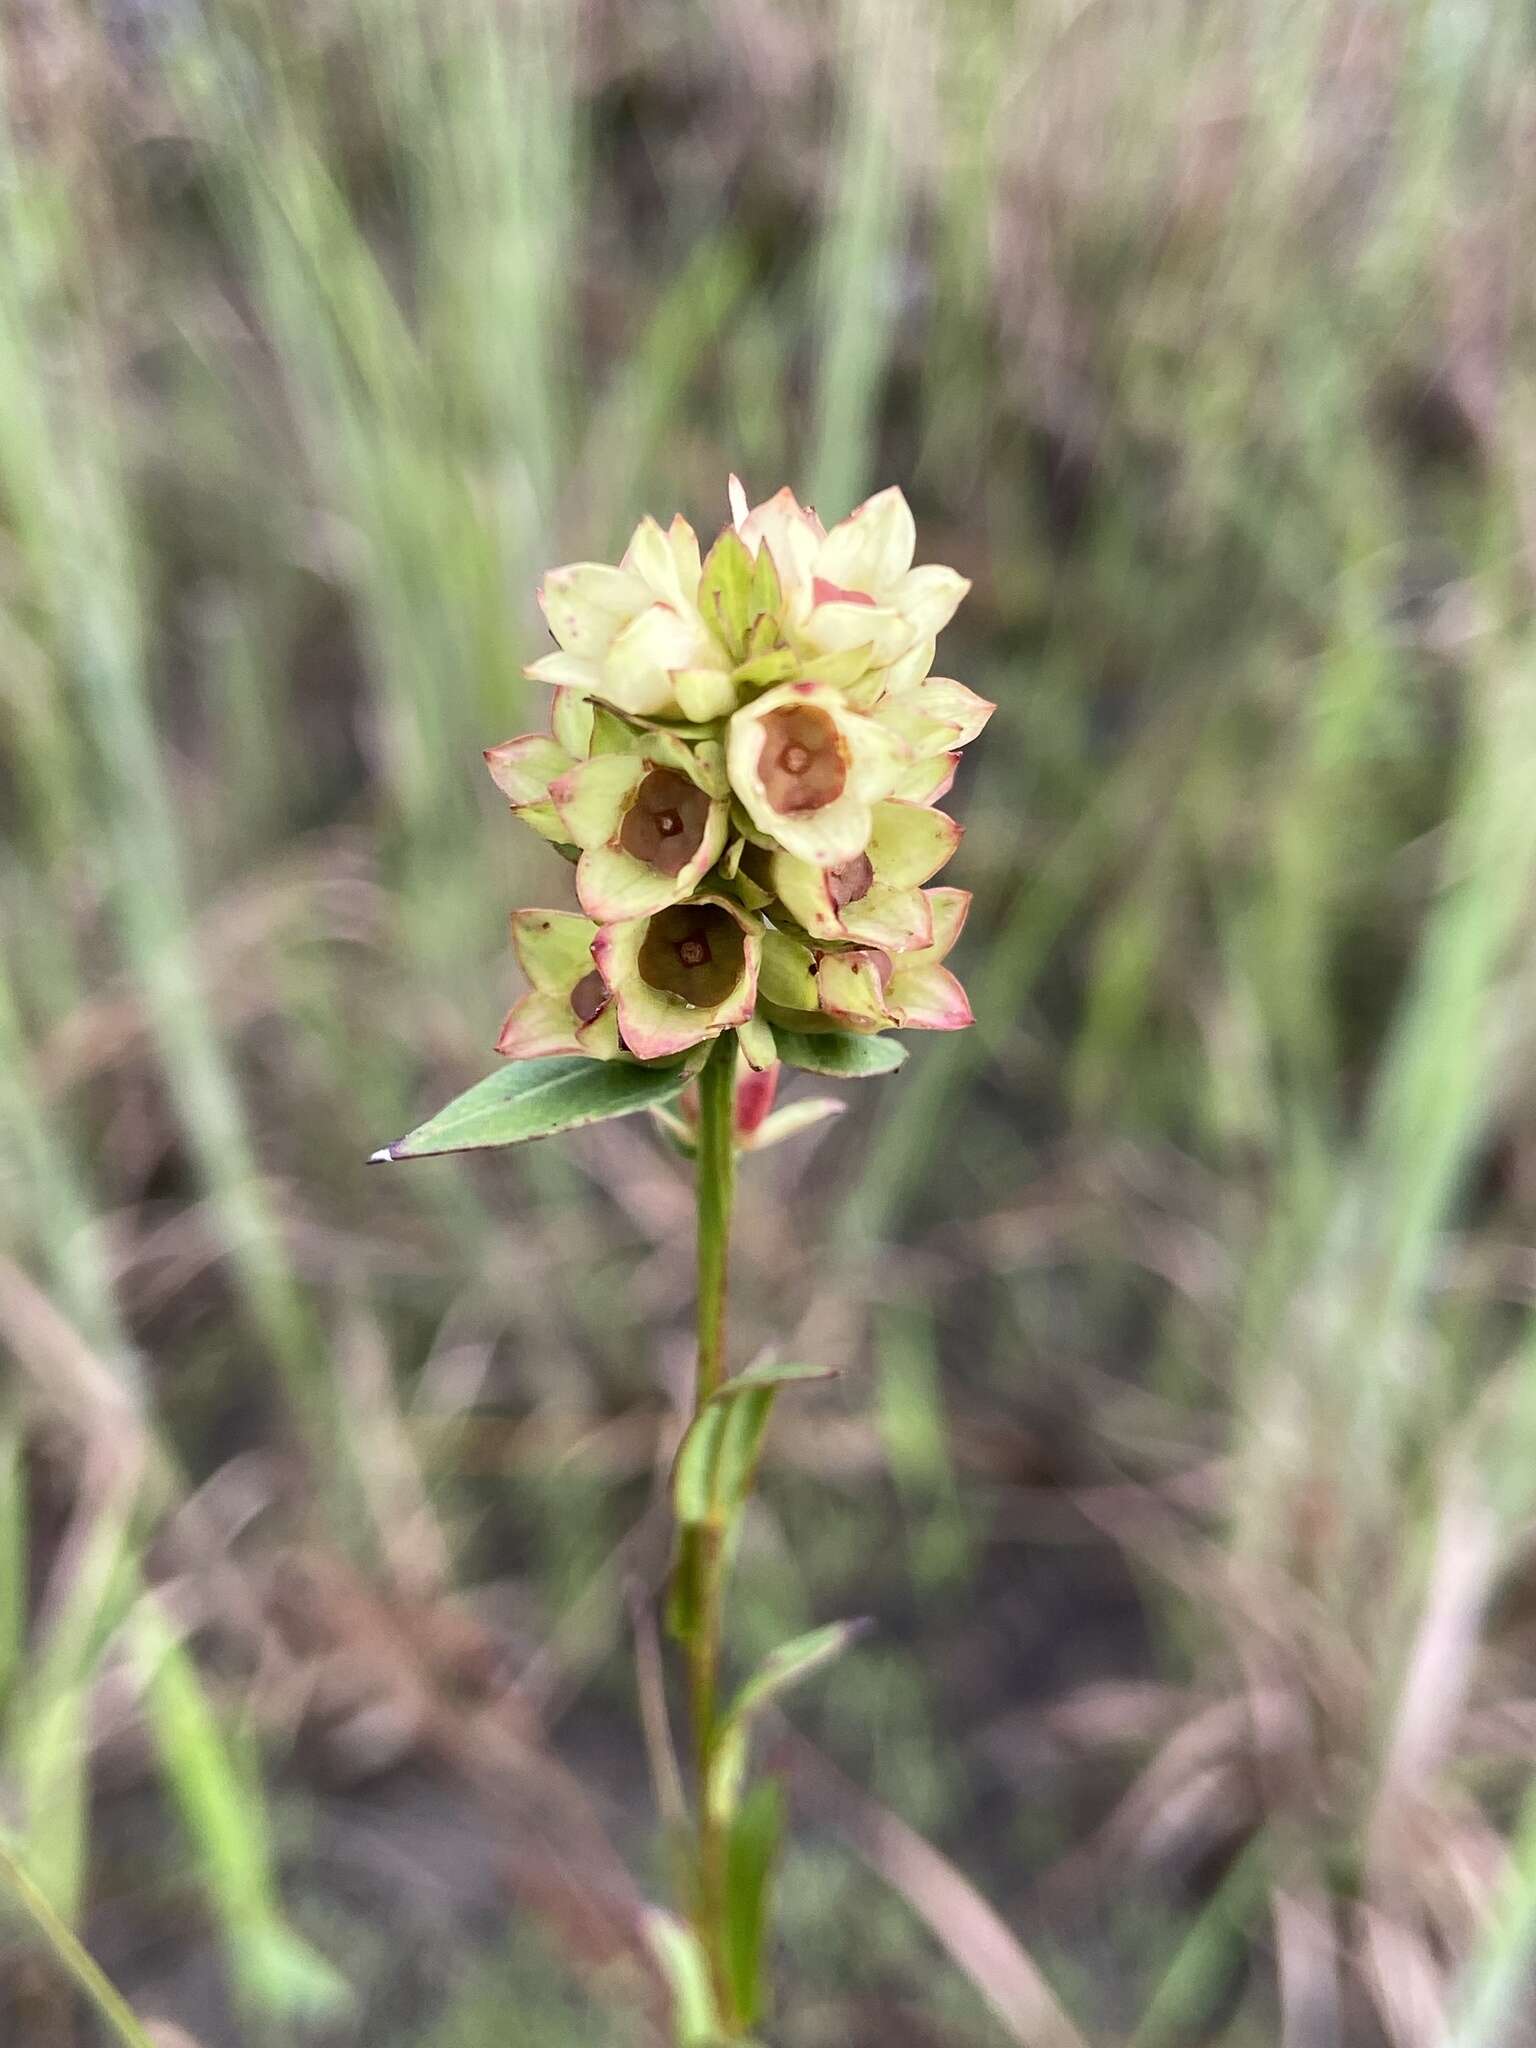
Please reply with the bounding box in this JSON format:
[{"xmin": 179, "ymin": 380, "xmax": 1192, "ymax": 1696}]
[
  {"xmin": 729, "ymin": 1617, "xmax": 872, "ymax": 1723},
  {"xmin": 707, "ymin": 1619, "xmax": 871, "ymax": 1825},
  {"xmin": 671, "ymin": 1363, "xmax": 839, "ymax": 1530},
  {"xmin": 725, "ymin": 1778, "xmax": 784, "ymax": 2030},
  {"xmin": 769, "ymin": 1028, "xmax": 908, "ymax": 1078},
  {"xmin": 643, "ymin": 1911, "xmax": 725, "ymax": 2048},
  {"xmin": 746, "ymin": 1096, "xmax": 845, "ymax": 1152},
  {"xmin": 371, "ymin": 1055, "xmax": 692, "ymax": 1160},
  {"xmin": 668, "ymin": 1363, "xmax": 841, "ymax": 1646}
]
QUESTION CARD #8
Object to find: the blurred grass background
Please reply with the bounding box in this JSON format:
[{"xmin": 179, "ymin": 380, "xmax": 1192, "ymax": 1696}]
[{"xmin": 4, "ymin": 1, "xmax": 1536, "ymax": 2043}]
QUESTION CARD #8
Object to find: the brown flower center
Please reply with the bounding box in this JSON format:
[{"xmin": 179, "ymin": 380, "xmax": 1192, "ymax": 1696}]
[
  {"xmin": 827, "ymin": 853, "xmax": 874, "ymax": 908},
  {"xmin": 618, "ymin": 767, "xmax": 711, "ymax": 876},
  {"xmin": 757, "ymin": 705, "xmax": 847, "ymax": 814},
  {"xmin": 569, "ymin": 969, "xmax": 609, "ymax": 1024},
  {"xmin": 638, "ymin": 904, "xmax": 746, "ymax": 1008}
]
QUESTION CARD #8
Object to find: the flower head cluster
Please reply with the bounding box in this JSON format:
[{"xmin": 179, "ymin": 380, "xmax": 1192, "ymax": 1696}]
[{"xmin": 488, "ymin": 480, "xmax": 991, "ymax": 1070}]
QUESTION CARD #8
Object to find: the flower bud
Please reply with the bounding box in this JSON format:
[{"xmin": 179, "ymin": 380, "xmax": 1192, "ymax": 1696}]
[
  {"xmin": 728, "ymin": 479, "xmax": 971, "ymax": 684},
  {"xmin": 527, "ymin": 515, "xmax": 735, "ymax": 722},
  {"xmin": 662, "ymin": 1051, "xmax": 844, "ymax": 1154}
]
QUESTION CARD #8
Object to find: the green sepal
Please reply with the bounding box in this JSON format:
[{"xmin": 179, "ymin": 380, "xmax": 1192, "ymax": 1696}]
[
  {"xmin": 749, "ymin": 536, "xmax": 782, "ymax": 622},
  {"xmin": 724, "ymin": 1778, "xmax": 784, "ymax": 2030},
  {"xmin": 372, "ymin": 1055, "xmax": 692, "ymax": 1160},
  {"xmin": 796, "ymin": 645, "xmax": 875, "ymax": 689},
  {"xmin": 768, "ymin": 1027, "xmax": 909, "ymax": 1078},
  {"xmin": 732, "ymin": 647, "xmax": 799, "ymax": 690},
  {"xmin": 700, "ymin": 529, "xmax": 756, "ymax": 659},
  {"xmin": 598, "ymin": 703, "xmax": 721, "ymax": 748},
  {"xmin": 586, "ymin": 704, "xmax": 629, "ymax": 750},
  {"xmin": 728, "ymin": 870, "xmax": 775, "ymax": 913}
]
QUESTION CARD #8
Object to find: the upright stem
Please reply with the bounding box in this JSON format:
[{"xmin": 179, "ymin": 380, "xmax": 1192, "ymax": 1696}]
[
  {"xmin": 694, "ymin": 1035, "xmax": 736, "ymax": 1406},
  {"xmin": 688, "ymin": 1033, "xmax": 737, "ymax": 2023}
]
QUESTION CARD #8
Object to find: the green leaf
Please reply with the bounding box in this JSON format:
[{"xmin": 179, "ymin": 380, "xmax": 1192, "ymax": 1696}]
[
  {"xmin": 715, "ymin": 1361, "xmax": 840, "ymax": 1397},
  {"xmin": 727, "ymin": 1619, "xmax": 871, "ymax": 1725},
  {"xmin": 643, "ymin": 1910, "xmax": 724, "ymax": 2048},
  {"xmin": 770, "ymin": 1028, "xmax": 909, "ymax": 1078},
  {"xmin": 747, "ymin": 1097, "xmax": 845, "ymax": 1151},
  {"xmin": 724, "ymin": 1779, "xmax": 784, "ymax": 2029},
  {"xmin": 372, "ymin": 1057, "xmax": 691, "ymax": 1160},
  {"xmin": 672, "ymin": 1365, "xmax": 838, "ymax": 1530},
  {"xmin": 666, "ymin": 1523, "xmax": 710, "ymax": 1643},
  {"xmin": 706, "ymin": 1618, "xmax": 868, "ymax": 1825},
  {"xmin": 672, "ymin": 1398, "xmax": 755, "ymax": 1528}
]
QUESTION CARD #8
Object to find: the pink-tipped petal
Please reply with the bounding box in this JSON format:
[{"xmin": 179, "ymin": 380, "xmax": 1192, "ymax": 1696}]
[
  {"xmin": 574, "ymin": 846, "xmax": 688, "ymax": 924},
  {"xmin": 891, "ymin": 751, "xmax": 959, "ymax": 806},
  {"xmin": 888, "ymin": 963, "xmax": 973, "ymax": 1031},
  {"xmin": 550, "ymin": 753, "xmax": 642, "ymax": 850},
  {"xmin": 509, "ymin": 909, "xmax": 602, "ymax": 995},
  {"xmin": 484, "ymin": 733, "xmax": 569, "ymax": 806},
  {"xmin": 496, "ymin": 992, "xmax": 585, "ymax": 1060},
  {"xmin": 815, "ymin": 950, "xmax": 892, "ymax": 1030},
  {"xmin": 890, "ymin": 564, "xmax": 970, "ymax": 640},
  {"xmin": 612, "ymin": 989, "xmax": 715, "ymax": 1062},
  {"xmin": 816, "ymin": 484, "xmax": 917, "ymax": 592},
  {"xmin": 923, "ymin": 887, "xmax": 972, "ymax": 962},
  {"xmin": 539, "ymin": 562, "xmax": 648, "ymax": 655}
]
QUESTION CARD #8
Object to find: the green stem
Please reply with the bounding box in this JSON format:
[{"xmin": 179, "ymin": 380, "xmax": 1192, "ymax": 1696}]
[
  {"xmin": 0, "ymin": 1835, "xmax": 160, "ymax": 2048},
  {"xmin": 694, "ymin": 1034, "xmax": 735, "ymax": 1406},
  {"xmin": 688, "ymin": 1033, "xmax": 737, "ymax": 2027}
]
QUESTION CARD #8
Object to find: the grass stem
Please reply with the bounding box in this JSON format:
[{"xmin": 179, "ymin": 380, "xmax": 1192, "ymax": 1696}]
[{"xmin": 0, "ymin": 1835, "xmax": 160, "ymax": 2048}]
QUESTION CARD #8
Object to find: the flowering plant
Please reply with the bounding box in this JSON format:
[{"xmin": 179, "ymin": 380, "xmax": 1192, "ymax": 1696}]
[
  {"xmin": 484, "ymin": 479, "xmax": 987, "ymax": 1071},
  {"xmin": 373, "ymin": 480, "xmax": 988, "ymax": 2038}
]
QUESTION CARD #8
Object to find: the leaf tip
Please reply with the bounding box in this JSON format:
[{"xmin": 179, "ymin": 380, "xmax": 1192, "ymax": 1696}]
[{"xmin": 367, "ymin": 1144, "xmax": 398, "ymax": 1164}]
